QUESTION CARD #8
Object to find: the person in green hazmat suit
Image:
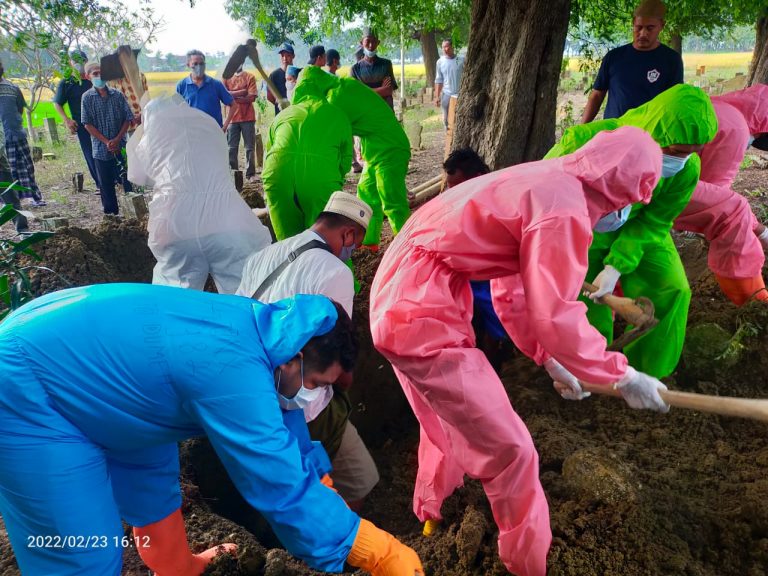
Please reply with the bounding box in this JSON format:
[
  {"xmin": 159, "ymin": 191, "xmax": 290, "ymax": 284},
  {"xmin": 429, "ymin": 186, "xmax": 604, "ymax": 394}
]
[
  {"xmin": 294, "ymin": 66, "xmax": 411, "ymax": 248},
  {"xmin": 544, "ymin": 84, "xmax": 718, "ymax": 378},
  {"xmin": 261, "ymin": 71, "xmax": 353, "ymax": 240}
]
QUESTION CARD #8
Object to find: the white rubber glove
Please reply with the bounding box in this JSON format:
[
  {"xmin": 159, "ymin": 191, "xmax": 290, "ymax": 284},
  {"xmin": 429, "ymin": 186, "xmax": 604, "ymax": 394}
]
[
  {"xmin": 615, "ymin": 367, "xmax": 670, "ymax": 412},
  {"xmin": 757, "ymin": 227, "xmax": 768, "ymax": 252},
  {"xmin": 544, "ymin": 358, "xmax": 590, "ymax": 400},
  {"xmin": 588, "ymin": 265, "xmax": 621, "ymax": 301}
]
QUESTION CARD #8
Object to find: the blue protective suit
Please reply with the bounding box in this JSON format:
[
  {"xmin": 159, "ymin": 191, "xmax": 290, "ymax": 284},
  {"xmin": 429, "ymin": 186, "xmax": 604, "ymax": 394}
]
[{"xmin": 0, "ymin": 284, "xmax": 359, "ymax": 575}]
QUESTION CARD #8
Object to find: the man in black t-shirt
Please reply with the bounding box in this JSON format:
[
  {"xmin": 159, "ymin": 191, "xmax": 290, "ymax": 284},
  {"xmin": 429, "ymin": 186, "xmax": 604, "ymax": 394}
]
[
  {"xmin": 53, "ymin": 50, "xmax": 99, "ymax": 193},
  {"xmin": 581, "ymin": 0, "xmax": 683, "ymax": 122},
  {"xmin": 350, "ymin": 27, "xmax": 398, "ymax": 110},
  {"xmin": 267, "ymin": 42, "xmax": 294, "ymax": 116}
]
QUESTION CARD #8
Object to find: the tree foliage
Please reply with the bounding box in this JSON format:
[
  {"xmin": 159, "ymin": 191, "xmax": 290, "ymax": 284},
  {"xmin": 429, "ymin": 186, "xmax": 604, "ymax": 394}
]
[
  {"xmin": 223, "ymin": 0, "xmax": 470, "ymax": 49},
  {"xmin": 0, "ymin": 0, "xmax": 162, "ymax": 116},
  {"xmin": 571, "ymin": 0, "xmax": 766, "ymax": 47}
]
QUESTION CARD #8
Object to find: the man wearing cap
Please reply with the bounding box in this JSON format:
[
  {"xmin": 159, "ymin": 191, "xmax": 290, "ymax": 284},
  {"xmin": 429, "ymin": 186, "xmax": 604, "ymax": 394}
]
[
  {"xmin": 581, "ymin": 0, "xmax": 683, "ymax": 123},
  {"xmin": 53, "ymin": 49, "xmax": 100, "ymax": 194},
  {"xmin": 223, "ymin": 65, "xmax": 260, "ymax": 181},
  {"xmin": 351, "ymin": 28, "xmax": 398, "ymax": 110},
  {"xmin": 237, "ymin": 192, "xmax": 379, "ymax": 511},
  {"xmin": 176, "ymin": 50, "xmax": 236, "ymax": 129},
  {"xmin": 326, "ymin": 49, "xmax": 341, "ymax": 75},
  {"xmin": 268, "ymin": 42, "xmax": 295, "ymax": 115},
  {"xmin": 285, "ymin": 65, "xmax": 301, "ymax": 101},
  {"xmin": 308, "ymin": 45, "xmax": 327, "ymax": 67}
]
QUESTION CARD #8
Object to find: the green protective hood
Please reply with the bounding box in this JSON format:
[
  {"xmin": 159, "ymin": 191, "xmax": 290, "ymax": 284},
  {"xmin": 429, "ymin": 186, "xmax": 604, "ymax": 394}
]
[
  {"xmin": 618, "ymin": 84, "xmax": 718, "ymax": 147},
  {"xmin": 292, "ymin": 66, "xmax": 340, "ymax": 105}
]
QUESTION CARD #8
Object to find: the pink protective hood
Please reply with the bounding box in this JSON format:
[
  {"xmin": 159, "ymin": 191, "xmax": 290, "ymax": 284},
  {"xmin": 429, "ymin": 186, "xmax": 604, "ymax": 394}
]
[
  {"xmin": 714, "ymin": 84, "xmax": 768, "ymax": 135},
  {"xmin": 560, "ymin": 126, "xmax": 661, "ymax": 224}
]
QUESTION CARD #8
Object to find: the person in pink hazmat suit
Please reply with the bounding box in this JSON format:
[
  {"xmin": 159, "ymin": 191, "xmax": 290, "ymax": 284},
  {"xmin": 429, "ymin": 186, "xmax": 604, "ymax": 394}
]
[
  {"xmin": 673, "ymin": 84, "xmax": 768, "ymax": 305},
  {"xmin": 370, "ymin": 127, "xmax": 670, "ymax": 576}
]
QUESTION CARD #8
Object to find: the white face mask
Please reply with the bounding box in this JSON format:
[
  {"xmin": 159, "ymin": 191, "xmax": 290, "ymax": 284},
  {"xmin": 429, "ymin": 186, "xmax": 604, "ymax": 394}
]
[
  {"xmin": 661, "ymin": 153, "xmax": 691, "ymax": 178},
  {"xmin": 302, "ymin": 385, "xmax": 333, "ymax": 422},
  {"xmin": 276, "ymin": 358, "xmax": 328, "ymax": 415},
  {"xmin": 747, "ymin": 135, "xmax": 756, "ymax": 151},
  {"xmin": 594, "ymin": 204, "xmax": 632, "ymax": 233},
  {"xmin": 363, "ymin": 48, "xmax": 377, "ymax": 58}
]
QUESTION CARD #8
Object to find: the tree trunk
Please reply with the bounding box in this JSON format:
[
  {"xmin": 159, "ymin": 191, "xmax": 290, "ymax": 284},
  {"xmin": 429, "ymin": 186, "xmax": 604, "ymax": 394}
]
[
  {"xmin": 669, "ymin": 31, "xmax": 682, "ymax": 54},
  {"xmin": 420, "ymin": 29, "xmax": 439, "ymax": 87},
  {"xmin": 452, "ymin": 0, "xmax": 571, "ymax": 169},
  {"xmin": 748, "ymin": 13, "xmax": 768, "ymax": 86},
  {"xmin": 25, "ymin": 108, "xmax": 35, "ymax": 142}
]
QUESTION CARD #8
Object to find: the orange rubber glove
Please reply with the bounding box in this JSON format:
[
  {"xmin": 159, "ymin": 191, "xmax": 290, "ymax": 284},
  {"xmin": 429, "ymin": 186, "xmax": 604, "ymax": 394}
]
[
  {"xmin": 133, "ymin": 508, "xmax": 237, "ymax": 575},
  {"xmin": 347, "ymin": 519, "xmax": 424, "ymax": 576},
  {"xmin": 320, "ymin": 473, "xmax": 338, "ymax": 493}
]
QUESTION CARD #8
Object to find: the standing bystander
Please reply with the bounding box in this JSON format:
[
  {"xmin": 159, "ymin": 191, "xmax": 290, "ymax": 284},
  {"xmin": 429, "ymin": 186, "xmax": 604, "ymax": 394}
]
[
  {"xmin": 581, "ymin": 0, "xmax": 683, "ymax": 122},
  {"xmin": 223, "ymin": 66, "xmax": 259, "ymax": 181},
  {"xmin": 267, "ymin": 42, "xmax": 295, "ymax": 116},
  {"xmin": 350, "ymin": 28, "xmax": 398, "ymax": 110},
  {"xmin": 176, "ymin": 50, "xmax": 235, "ymax": 128},
  {"xmin": 434, "ymin": 39, "xmax": 464, "ymax": 130},
  {"xmin": 53, "ymin": 49, "xmax": 100, "ymax": 194},
  {"xmin": 0, "ymin": 58, "xmax": 45, "ymax": 206},
  {"xmin": 326, "ymin": 49, "xmax": 341, "ymax": 75},
  {"xmin": 81, "ymin": 62, "xmax": 133, "ymax": 215}
]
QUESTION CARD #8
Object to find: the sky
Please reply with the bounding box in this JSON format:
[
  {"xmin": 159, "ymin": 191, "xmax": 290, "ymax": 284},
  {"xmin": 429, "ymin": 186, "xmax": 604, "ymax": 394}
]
[{"xmin": 123, "ymin": 0, "xmax": 251, "ymax": 55}]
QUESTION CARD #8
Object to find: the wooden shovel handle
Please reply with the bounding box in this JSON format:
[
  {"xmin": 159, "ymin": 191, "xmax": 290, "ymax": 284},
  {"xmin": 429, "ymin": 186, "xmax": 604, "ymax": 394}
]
[
  {"xmin": 117, "ymin": 45, "xmax": 145, "ymax": 102},
  {"xmin": 581, "ymin": 382, "xmax": 768, "ymax": 423},
  {"xmin": 247, "ymin": 45, "xmax": 290, "ymax": 110},
  {"xmin": 582, "ymin": 281, "xmax": 650, "ymax": 326}
]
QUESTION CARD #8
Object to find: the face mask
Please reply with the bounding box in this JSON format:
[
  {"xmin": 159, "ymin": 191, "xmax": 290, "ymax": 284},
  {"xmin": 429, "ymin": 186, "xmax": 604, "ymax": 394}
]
[
  {"xmin": 276, "ymin": 358, "xmax": 324, "ymax": 411},
  {"xmin": 74, "ymin": 63, "xmax": 85, "ymax": 74},
  {"xmin": 302, "ymin": 385, "xmax": 333, "ymax": 422},
  {"xmin": 192, "ymin": 63, "xmax": 205, "ymax": 77},
  {"xmin": 340, "ymin": 234, "xmax": 357, "ymax": 260},
  {"xmin": 363, "ymin": 48, "xmax": 377, "ymax": 58},
  {"xmin": 661, "ymin": 153, "xmax": 691, "ymax": 178},
  {"xmin": 747, "ymin": 136, "xmax": 756, "ymax": 151},
  {"xmin": 594, "ymin": 204, "xmax": 632, "ymax": 233},
  {"xmin": 92, "ymin": 77, "xmax": 106, "ymax": 89}
]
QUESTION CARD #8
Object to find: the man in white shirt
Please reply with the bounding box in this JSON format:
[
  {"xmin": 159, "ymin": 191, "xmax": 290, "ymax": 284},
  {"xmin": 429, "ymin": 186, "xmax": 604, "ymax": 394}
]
[
  {"xmin": 237, "ymin": 192, "xmax": 379, "ymax": 511},
  {"xmin": 434, "ymin": 39, "xmax": 464, "ymax": 130}
]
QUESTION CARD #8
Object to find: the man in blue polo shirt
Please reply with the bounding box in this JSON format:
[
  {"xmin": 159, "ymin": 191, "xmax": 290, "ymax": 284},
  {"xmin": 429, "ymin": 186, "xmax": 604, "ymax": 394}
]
[
  {"xmin": 176, "ymin": 50, "xmax": 235, "ymax": 128},
  {"xmin": 581, "ymin": 0, "xmax": 683, "ymax": 122}
]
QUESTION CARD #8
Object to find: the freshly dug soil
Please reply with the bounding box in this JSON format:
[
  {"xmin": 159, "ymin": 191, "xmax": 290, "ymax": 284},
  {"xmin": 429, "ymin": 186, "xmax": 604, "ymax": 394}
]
[
  {"xmin": 26, "ymin": 216, "xmax": 156, "ymax": 294},
  {"xmin": 1, "ymin": 158, "xmax": 767, "ymax": 576}
]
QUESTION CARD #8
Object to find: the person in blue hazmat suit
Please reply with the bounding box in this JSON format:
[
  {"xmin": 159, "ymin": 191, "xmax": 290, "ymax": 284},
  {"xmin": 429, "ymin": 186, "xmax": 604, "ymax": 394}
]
[{"xmin": 0, "ymin": 284, "xmax": 423, "ymax": 576}]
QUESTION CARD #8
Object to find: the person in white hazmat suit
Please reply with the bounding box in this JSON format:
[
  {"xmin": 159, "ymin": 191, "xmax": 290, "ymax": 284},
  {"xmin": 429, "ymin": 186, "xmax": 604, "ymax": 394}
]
[
  {"xmin": 236, "ymin": 192, "xmax": 379, "ymax": 511},
  {"xmin": 128, "ymin": 95, "xmax": 271, "ymax": 293}
]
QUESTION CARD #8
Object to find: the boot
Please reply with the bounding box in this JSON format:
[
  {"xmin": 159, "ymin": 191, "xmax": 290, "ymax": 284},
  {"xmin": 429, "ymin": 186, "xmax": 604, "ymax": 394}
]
[
  {"xmin": 715, "ymin": 274, "xmax": 768, "ymax": 306},
  {"xmin": 133, "ymin": 508, "xmax": 237, "ymax": 575}
]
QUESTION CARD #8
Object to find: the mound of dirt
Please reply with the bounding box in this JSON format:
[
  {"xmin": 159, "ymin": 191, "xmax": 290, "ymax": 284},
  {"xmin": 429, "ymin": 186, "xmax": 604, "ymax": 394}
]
[{"xmin": 27, "ymin": 217, "xmax": 155, "ymax": 293}]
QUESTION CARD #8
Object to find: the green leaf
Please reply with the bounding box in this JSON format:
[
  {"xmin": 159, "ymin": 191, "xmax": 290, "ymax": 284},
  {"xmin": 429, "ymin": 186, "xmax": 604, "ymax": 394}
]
[
  {"xmin": 0, "ymin": 205, "xmax": 18, "ymax": 227},
  {"xmin": 11, "ymin": 231, "xmax": 54, "ymax": 255},
  {"xmin": 0, "ymin": 274, "xmax": 9, "ymax": 306}
]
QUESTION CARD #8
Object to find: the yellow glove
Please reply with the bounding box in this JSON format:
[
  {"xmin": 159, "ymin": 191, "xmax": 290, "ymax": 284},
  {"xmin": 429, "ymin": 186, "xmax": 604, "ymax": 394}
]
[{"xmin": 347, "ymin": 519, "xmax": 424, "ymax": 576}]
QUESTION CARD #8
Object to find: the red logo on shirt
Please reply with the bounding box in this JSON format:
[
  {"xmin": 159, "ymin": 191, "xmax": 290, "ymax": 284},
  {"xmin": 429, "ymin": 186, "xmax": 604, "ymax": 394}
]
[{"xmin": 647, "ymin": 69, "xmax": 660, "ymax": 83}]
